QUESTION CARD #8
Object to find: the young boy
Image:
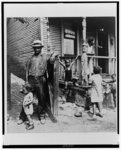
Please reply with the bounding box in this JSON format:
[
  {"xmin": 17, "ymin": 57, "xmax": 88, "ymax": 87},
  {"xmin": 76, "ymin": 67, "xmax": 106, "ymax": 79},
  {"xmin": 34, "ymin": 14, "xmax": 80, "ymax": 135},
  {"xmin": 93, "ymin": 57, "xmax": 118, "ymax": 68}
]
[{"xmin": 18, "ymin": 83, "xmax": 34, "ymax": 130}]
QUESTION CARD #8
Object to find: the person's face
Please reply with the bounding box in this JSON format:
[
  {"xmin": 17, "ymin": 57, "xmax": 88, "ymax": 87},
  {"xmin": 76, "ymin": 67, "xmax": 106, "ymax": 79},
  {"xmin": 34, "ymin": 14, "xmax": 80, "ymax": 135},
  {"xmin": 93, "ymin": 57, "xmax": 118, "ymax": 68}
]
[
  {"xmin": 34, "ymin": 47, "xmax": 42, "ymax": 55},
  {"xmin": 112, "ymin": 74, "xmax": 116, "ymax": 80},
  {"xmin": 66, "ymin": 62, "xmax": 70, "ymax": 67},
  {"xmin": 83, "ymin": 46, "xmax": 87, "ymax": 53},
  {"xmin": 21, "ymin": 86, "xmax": 28, "ymax": 94}
]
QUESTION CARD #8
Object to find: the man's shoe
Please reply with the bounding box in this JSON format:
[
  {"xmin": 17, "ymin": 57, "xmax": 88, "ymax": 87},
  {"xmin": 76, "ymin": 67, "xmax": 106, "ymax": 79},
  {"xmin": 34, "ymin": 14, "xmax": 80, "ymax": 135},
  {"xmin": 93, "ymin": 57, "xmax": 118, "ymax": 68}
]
[
  {"xmin": 52, "ymin": 118, "xmax": 57, "ymax": 123},
  {"xmin": 74, "ymin": 112, "xmax": 82, "ymax": 117},
  {"xmin": 40, "ymin": 117, "xmax": 46, "ymax": 124},
  {"xmin": 50, "ymin": 116, "xmax": 57, "ymax": 123},
  {"xmin": 96, "ymin": 113, "xmax": 103, "ymax": 118}
]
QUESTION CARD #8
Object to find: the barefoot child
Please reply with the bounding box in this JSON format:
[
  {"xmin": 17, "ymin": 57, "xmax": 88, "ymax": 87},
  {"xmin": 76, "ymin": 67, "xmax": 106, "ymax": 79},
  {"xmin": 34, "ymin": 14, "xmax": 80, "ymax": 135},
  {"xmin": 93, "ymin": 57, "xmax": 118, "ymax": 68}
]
[
  {"xmin": 103, "ymin": 74, "xmax": 116, "ymax": 111},
  {"xmin": 89, "ymin": 66, "xmax": 103, "ymax": 119},
  {"xmin": 59, "ymin": 56, "xmax": 79, "ymax": 88},
  {"xmin": 18, "ymin": 83, "xmax": 34, "ymax": 130},
  {"xmin": 59, "ymin": 56, "xmax": 78, "ymax": 102}
]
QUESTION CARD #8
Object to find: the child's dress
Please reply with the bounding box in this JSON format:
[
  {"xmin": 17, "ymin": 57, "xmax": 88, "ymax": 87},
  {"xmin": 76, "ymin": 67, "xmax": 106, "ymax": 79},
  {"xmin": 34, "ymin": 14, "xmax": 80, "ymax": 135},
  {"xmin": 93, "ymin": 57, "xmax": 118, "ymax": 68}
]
[
  {"xmin": 87, "ymin": 45, "xmax": 95, "ymax": 76},
  {"xmin": 65, "ymin": 67, "xmax": 72, "ymax": 81},
  {"xmin": 23, "ymin": 92, "xmax": 33, "ymax": 115},
  {"xmin": 89, "ymin": 74, "xmax": 103, "ymax": 103},
  {"xmin": 81, "ymin": 52, "xmax": 89, "ymax": 80}
]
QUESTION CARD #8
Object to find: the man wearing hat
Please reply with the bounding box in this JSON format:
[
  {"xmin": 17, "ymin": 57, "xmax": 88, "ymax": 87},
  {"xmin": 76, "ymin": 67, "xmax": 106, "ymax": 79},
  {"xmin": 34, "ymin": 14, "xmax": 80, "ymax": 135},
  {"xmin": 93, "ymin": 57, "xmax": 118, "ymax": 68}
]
[{"xmin": 18, "ymin": 39, "xmax": 57, "ymax": 125}]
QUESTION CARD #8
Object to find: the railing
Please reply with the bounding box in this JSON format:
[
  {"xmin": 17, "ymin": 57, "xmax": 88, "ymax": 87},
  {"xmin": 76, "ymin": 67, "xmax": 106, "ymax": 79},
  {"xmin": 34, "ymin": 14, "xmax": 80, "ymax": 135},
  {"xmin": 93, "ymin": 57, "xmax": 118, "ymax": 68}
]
[
  {"xmin": 87, "ymin": 55, "xmax": 116, "ymax": 59},
  {"xmin": 59, "ymin": 55, "xmax": 116, "ymax": 81},
  {"xmin": 87, "ymin": 55, "xmax": 116, "ymax": 75}
]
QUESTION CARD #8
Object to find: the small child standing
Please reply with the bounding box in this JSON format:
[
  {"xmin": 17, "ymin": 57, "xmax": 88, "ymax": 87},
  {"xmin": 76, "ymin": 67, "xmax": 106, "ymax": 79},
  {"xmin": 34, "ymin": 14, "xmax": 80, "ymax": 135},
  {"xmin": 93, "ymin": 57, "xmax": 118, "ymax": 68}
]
[
  {"xmin": 18, "ymin": 83, "xmax": 34, "ymax": 130},
  {"xmin": 59, "ymin": 56, "xmax": 79, "ymax": 88},
  {"xmin": 89, "ymin": 66, "xmax": 103, "ymax": 120},
  {"xmin": 59, "ymin": 56, "xmax": 78, "ymax": 102},
  {"xmin": 81, "ymin": 43, "xmax": 89, "ymax": 86},
  {"xmin": 103, "ymin": 74, "xmax": 116, "ymax": 111},
  {"xmin": 110, "ymin": 74, "xmax": 116, "ymax": 111}
]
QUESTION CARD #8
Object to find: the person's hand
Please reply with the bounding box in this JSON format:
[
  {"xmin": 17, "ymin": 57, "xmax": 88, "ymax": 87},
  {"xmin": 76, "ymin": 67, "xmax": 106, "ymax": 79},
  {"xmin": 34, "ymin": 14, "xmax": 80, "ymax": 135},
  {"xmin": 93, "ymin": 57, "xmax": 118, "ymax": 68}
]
[
  {"xmin": 54, "ymin": 53, "xmax": 59, "ymax": 58},
  {"xmin": 78, "ymin": 55, "xmax": 81, "ymax": 58},
  {"xmin": 25, "ymin": 81, "xmax": 29, "ymax": 85}
]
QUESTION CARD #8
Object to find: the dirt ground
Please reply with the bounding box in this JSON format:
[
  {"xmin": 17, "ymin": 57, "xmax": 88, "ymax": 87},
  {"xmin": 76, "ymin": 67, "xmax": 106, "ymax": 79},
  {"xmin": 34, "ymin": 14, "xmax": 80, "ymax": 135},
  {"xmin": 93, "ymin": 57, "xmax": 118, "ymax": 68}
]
[
  {"xmin": 7, "ymin": 74, "xmax": 117, "ymax": 133},
  {"xmin": 7, "ymin": 102, "xmax": 117, "ymax": 133}
]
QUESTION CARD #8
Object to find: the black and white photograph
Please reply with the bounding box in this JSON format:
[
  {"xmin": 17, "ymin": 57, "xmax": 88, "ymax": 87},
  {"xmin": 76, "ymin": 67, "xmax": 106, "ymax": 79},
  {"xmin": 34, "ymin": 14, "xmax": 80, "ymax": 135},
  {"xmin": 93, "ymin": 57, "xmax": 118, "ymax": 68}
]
[{"xmin": 2, "ymin": 1, "xmax": 119, "ymax": 148}]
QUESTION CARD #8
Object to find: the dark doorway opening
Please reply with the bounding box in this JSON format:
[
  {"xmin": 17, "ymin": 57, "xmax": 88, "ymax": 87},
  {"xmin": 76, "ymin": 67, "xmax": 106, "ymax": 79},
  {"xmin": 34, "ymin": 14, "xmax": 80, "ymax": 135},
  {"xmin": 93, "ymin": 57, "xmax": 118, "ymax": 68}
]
[{"xmin": 98, "ymin": 32, "xmax": 108, "ymax": 73}]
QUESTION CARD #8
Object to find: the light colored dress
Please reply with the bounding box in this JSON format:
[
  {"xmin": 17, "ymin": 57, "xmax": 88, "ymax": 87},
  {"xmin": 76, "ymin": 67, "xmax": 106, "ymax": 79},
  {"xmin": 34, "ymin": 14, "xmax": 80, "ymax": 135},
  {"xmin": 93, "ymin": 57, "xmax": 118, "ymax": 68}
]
[
  {"xmin": 87, "ymin": 45, "xmax": 95, "ymax": 76},
  {"xmin": 81, "ymin": 52, "xmax": 89, "ymax": 79},
  {"xmin": 23, "ymin": 92, "xmax": 33, "ymax": 115},
  {"xmin": 89, "ymin": 74, "xmax": 103, "ymax": 103}
]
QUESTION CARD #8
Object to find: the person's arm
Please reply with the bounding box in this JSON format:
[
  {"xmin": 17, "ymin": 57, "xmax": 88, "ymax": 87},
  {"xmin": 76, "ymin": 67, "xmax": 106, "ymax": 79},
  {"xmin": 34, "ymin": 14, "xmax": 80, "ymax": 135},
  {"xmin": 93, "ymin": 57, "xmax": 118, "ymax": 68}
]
[
  {"xmin": 102, "ymin": 79, "xmax": 114, "ymax": 84},
  {"xmin": 70, "ymin": 55, "xmax": 79, "ymax": 67},
  {"xmin": 47, "ymin": 52, "xmax": 59, "ymax": 64},
  {"xmin": 59, "ymin": 58, "xmax": 65, "ymax": 68},
  {"xmin": 30, "ymin": 92, "xmax": 33, "ymax": 103}
]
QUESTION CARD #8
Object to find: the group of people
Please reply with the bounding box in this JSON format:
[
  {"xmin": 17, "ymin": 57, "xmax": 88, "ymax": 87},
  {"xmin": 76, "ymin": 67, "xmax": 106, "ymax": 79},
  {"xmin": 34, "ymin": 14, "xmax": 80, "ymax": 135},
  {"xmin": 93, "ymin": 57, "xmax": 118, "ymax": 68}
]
[
  {"xmin": 18, "ymin": 40, "xmax": 58, "ymax": 130},
  {"xmin": 17, "ymin": 39, "xmax": 116, "ymax": 130}
]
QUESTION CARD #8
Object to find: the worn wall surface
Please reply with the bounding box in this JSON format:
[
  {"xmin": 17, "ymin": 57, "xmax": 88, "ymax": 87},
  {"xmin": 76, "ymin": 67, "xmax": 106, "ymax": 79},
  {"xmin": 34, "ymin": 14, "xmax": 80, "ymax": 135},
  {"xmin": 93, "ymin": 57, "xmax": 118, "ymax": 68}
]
[{"xmin": 7, "ymin": 17, "xmax": 40, "ymax": 109}]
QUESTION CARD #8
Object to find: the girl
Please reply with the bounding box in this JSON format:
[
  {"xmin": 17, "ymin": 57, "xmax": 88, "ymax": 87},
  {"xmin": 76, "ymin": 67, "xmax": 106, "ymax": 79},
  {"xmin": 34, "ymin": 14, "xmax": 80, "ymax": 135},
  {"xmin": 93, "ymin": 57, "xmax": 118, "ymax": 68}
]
[
  {"xmin": 89, "ymin": 66, "xmax": 103, "ymax": 120},
  {"xmin": 59, "ymin": 56, "xmax": 79, "ymax": 103},
  {"xmin": 59, "ymin": 56, "xmax": 79, "ymax": 89},
  {"xmin": 81, "ymin": 43, "xmax": 88, "ymax": 85}
]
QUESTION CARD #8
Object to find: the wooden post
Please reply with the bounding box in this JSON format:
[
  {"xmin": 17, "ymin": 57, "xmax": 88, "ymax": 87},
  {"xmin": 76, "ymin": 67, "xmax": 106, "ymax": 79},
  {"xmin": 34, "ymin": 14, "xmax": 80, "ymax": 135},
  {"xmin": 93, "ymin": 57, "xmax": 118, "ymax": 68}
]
[
  {"xmin": 53, "ymin": 57, "xmax": 59, "ymax": 116},
  {"xmin": 82, "ymin": 17, "xmax": 87, "ymax": 43}
]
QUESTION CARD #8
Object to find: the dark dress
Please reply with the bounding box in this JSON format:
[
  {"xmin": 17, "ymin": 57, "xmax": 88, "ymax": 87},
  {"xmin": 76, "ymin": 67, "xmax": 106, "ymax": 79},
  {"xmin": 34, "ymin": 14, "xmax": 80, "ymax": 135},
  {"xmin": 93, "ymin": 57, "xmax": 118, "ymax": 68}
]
[{"xmin": 65, "ymin": 68, "xmax": 72, "ymax": 81}]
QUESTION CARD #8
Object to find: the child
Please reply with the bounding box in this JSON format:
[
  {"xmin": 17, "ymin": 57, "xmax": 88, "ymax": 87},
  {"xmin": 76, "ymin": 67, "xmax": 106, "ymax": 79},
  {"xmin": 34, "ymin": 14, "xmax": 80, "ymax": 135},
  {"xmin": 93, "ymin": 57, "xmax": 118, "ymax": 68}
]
[
  {"xmin": 89, "ymin": 66, "xmax": 103, "ymax": 120},
  {"xmin": 18, "ymin": 83, "xmax": 34, "ymax": 130},
  {"xmin": 59, "ymin": 56, "xmax": 79, "ymax": 88},
  {"xmin": 110, "ymin": 74, "xmax": 116, "ymax": 111},
  {"xmin": 103, "ymin": 74, "xmax": 116, "ymax": 111},
  {"xmin": 81, "ymin": 43, "xmax": 89, "ymax": 85},
  {"xmin": 59, "ymin": 56, "xmax": 79, "ymax": 103}
]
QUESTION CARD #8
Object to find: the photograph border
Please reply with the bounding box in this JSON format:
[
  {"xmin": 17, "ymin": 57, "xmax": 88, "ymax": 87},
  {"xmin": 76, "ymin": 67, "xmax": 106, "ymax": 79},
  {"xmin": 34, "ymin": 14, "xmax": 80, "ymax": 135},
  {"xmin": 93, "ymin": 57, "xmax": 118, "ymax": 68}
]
[{"xmin": 1, "ymin": 1, "xmax": 119, "ymax": 148}]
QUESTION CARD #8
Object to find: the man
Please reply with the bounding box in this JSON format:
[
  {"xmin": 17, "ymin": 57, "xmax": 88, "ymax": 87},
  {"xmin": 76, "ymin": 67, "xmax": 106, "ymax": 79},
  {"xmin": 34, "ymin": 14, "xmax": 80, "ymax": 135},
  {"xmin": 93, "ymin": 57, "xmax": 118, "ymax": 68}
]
[{"xmin": 18, "ymin": 40, "xmax": 57, "ymax": 125}]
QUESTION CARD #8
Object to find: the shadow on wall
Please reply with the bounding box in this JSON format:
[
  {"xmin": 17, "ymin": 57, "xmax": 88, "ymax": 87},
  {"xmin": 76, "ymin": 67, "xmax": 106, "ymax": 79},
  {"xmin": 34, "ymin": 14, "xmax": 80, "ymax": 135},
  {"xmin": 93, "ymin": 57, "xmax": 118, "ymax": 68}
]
[
  {"xmin": 7, "ymin": 55, "xmax": 26, "ymax": 110},
  {"xmin": 7, "ymin": 55, "xmax": 26, "ymax": 80}
]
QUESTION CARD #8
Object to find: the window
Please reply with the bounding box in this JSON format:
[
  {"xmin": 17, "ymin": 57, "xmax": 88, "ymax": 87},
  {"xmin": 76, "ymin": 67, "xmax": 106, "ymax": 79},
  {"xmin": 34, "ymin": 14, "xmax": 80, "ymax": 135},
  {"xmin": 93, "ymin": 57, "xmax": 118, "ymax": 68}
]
[{"xmin": 63, "ymin": 25, "xmax": 77, "ymax": 56}]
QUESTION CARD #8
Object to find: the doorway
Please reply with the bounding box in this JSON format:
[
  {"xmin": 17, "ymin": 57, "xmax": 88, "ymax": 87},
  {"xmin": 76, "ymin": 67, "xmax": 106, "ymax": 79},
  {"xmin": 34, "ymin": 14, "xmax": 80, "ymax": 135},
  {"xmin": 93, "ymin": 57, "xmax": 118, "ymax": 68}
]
[{"xmin": 98, "ymin": 32, "xmax": 108, "ymax": 73}]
